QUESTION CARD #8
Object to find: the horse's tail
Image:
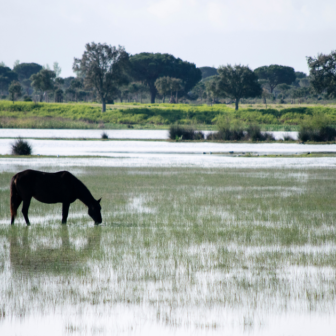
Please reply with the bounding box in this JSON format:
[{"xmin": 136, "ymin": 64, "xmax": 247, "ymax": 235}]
[{"xmin": 10, "ymin": 175, "xmax": 19, "ymax": 219}]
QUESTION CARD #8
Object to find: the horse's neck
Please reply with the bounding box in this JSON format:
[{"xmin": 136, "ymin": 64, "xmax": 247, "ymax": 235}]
[{"xmin": 75, "ymin": 180, "xmax": 95, "ymax": 207}]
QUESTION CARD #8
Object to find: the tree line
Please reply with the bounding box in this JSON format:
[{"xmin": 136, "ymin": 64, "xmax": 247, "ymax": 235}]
[{"xmin": 1, "ymin": 43, "xmax": 336, "ymax": 111}]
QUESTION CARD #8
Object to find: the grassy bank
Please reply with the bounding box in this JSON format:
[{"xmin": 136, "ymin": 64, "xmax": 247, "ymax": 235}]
[
  {"xmin": 1, "ymin": 166, "xmax": 336, "ymax": 332},
  {"xmin": 0, "ymin": 100, "xmax": 336, "ymax": 130}
]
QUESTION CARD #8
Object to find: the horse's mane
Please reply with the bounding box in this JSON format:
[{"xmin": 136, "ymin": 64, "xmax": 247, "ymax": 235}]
[{"xmin": 71, "ymin": 173, "xmax": 95, "ymax": 206}]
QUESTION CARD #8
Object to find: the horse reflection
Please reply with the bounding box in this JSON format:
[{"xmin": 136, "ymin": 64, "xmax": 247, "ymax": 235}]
[{"xmin": 10, "ymin": 226, "xmax": 101, "ymax": 274}]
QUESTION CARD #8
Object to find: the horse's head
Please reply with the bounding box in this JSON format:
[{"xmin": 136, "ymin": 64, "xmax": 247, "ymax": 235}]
[{"xmin": 88, "ymin": 198, "xmax": 102, "ymax": 225}]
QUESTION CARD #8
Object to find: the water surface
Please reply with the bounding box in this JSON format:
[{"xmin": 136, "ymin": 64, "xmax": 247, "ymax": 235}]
[{"xmin": 0, "ymin": 129, "xmax": 298, "ymax": 140}]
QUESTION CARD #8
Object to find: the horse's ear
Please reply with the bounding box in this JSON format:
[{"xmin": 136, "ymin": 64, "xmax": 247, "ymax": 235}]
[{"xmin": 98, "ymin": 198, "xmax": 102, "ymax": 203}]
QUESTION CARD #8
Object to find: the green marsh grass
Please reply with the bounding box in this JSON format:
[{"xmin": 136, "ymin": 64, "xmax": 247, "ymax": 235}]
[
  {"xmin": 1, "ymin": 100, "xmax": 336, "ymax": 130},
  {"xmin": 1, "ymin": 167, "xmax": 336, "ymax": 333}
]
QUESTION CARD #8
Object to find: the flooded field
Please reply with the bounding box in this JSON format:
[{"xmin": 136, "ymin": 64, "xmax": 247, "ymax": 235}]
[
  {"xmin": 0, "ymin": 138, "xmax": 333, "ymax": 159},
  {"xmin": 1, "ymin": 166, "xmax": 336, "ymax": 335},
  {"xmin": 0, "ymin": 129, "xmax": 298, "ymax": 140}
]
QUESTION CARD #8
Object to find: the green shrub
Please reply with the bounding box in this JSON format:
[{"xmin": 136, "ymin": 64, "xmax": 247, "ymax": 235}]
[
  {"xmin": 169, "ymin": 125, "xmax": 204, "ymax": 140},
  {"xmin": 11, "ymin": 138, "xmax": 32, "ymax": 155},
  {"xmin": 298, "ymin": 115, "xmax": 336, "ymax": 142},
  {"xmin": 283, "ymin": 135, "xmax": 295, "ymax": 141},
  {"xmin": 101, "ymin": 132, "xmax": 108, "ymax": 139},
  {"xmin": 247, "ymin": 124, "xmax": 275, "ymax": 141},
  {"xmin": 23, "ymin": 96, "xmax": 32, "ymax": 102},
  {"xmin": 208, "ymin": 115, "xmax": 245, "ymax": 140}
]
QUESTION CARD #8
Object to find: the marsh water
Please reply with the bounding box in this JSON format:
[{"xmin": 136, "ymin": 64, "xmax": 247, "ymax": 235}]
[
  {"xmin": 0, "ymin": 128, "xmax": 299, "ymax": 140},
  {"xmin": 1, "ymin": 134, "xmax": 336, "ymax": 335}
]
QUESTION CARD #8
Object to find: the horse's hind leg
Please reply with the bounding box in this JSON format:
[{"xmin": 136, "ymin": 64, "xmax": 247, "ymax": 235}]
[
  {"xmin": 21, "ymin": 198, "xmax": 32, "ymax": 226},
  {"xmin": 11, "ymin": 197, "xmax": 22, "ymax": 225},
  {"xmin": 62, "ymin": 203, "xmax": 70, "ymax": 224}
]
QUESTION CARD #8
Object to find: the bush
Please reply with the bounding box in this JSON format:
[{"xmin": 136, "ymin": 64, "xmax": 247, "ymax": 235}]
[
  {"xmin": 208, "ymin": 115, "xmax": 245, "ymax": 140},
  {"xmin": 283, "ymin": 134, "xmax": 295, "ymax": 141},
  {"xmin": 207, "ymin": 129, "xmax": 245, "ymax": 141},
  {"xmin": 23, "ymin": 96, "xmax": 32, "ymax": 102},
  {"xmin": 298, "ymin": 115, "xmax": 336, "ymax": 142},
  {"xmin": 101, "ymin": 132, "xmax": 109, "ymax": 139},
  {"xmin": 193, "ymin": 131, "xmax": 205, "ymax": 140},
  {"xmin": 246, "ymin": 124, "xmax": 275, "ymax": 141},
  {"xmin": 169, "ymin": 125, "xmax": 204, "ymax": 140},
  {"xmin": 209, "ymin": 116, "xmax": 275, "ymax": 141},
  {"xmin": 11, "ymin": 138, "xmax": 32, "ymax": 155}
]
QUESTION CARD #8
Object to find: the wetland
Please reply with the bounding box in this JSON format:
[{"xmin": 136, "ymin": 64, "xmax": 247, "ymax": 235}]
[{"xmin": 1, "ymin": 165, "xmax": 336, "ymax": 335}]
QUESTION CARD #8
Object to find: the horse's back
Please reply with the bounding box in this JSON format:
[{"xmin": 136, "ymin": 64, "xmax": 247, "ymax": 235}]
[{"xmin": 13, "ymin": 170, "xmax": 77, "ymax": 204}]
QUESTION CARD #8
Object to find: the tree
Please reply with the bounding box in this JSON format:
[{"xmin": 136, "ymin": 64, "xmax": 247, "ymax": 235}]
[
  {"xmin": 53, "ymin": 62, "xmax": 62, "ymax": 77},
  {"xmin": 73, "ymin": 43, "xmax": 129, "ymax": 112},
  {"xmin": 13, "ymin": 60, "xmax": 20, "ymax": 68},
  {"xmin": 63, "ymin": 76, "xmax": 75, "ymax": 89},
  {"xmin": 307, "ymin": 51, "xmax": 336, "ymax": 98},
  {"xmin": 30, "ymin": 69, "xmax": 56, "ymax": 102},
  {"xmin": 55, "ymin": 88, "xmax": 64, "ymax": 102},
  {"xmin": 261, "ymin": 88, "xmax": 273, "ymax": 107},
  {"xmin": 170, "ymin": 78, "xmax": 184, "ymax": 103},
  {"xmin": 199, "ymin": 66, "xmax": 218, "ymax": 79},
  {"xmin": 295, "ymin": 71, "xmax": 307, "ymax": 79},
  {"xmin": 127, "ymin": 83, "xmax": 144, "ymax": 102},
  {"xmin": 190, "ymin": 81, "xmax": 206, "ymax": 102},
  {"xmin": 254, "ymin": 65, "xmax": 296, "ymax": 94},
  {"xmin": 65, "ymin": 87, "xmax": 76, "ymax": 101},
  {"xmin": 205, "ymin": 76, "xmax": 221, "ymax": 105},
  {"xmin": 8, "ymin": 81, "xmax": 23, "ymax": 103},
  {"xmin": 0, "ymin": 66, "xmax": 18, "ymax": 95},
  {"xmin": 217, "ymin": 65, "xmax": 262, "ymax": 110},
  {"xmin": 69, "ymin": 78, "xmax": 83, "ymax": 102},
  {"xmin": 130, "ymin": 53, "xmax": 201, "ymax": 103},
  {"xmin": 277, "ymin": 83, "xmax": 291, "ymax": 98},
  {"xmin": 14, "ymin": 63, "xmax": 43, "ymax": 95},
  {"xmin": 155, "ymin": 77, "xmax": 171, "ymax": 103},
  {"xmin": 135, "ymin": 83, "xmax": 149, "ymax": 103},
  {"xmin": 54, "ymin": 78, "xmax": 64, "ymax": 102},
  {"xmin": 13, "ymin": 63, "xmax": 43, "ymax": 81}
]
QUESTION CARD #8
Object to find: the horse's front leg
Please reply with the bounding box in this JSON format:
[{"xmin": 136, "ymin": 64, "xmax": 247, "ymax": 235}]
[
  {"xmin": 21, "ymin": 198, "xmax": 31, "ymax": 226},
  {"xmin": 62, "ymin": 203, "xmax": 70, "ymax": 224}
]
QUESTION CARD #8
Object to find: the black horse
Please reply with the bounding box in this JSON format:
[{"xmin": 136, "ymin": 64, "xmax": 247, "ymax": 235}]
[{"xmin": 10, "ymin": 170, "xmax": 102, "ymax": 225}]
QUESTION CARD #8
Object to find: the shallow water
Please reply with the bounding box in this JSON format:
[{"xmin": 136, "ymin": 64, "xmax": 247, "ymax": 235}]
[
  {"xmin": 0, "ymin": 139, "xmax": 332, "ymax": 158},
  {"xmin": 0, "ymin": 128, "xmax": 298, "ymax": 140},
  {"xmin": 1, "ymin": 156, "xmax": 336, "ymax": 170},
  {"xmin": 2, "ymin": 136, "xmax": 336, "ymax": 170},
  {"xmin": 1, "ymin": 158, "xmax": 336, "ymax": 335},
  {"xmin": 2, "ymin": 309, "xmax": 336, "ymax": 336}
]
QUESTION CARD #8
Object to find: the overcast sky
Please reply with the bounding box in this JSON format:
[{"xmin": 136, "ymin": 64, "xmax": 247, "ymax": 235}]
[{"xmin": 1, "ymin": 0, "xmax": 336, "ymax": 77}]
